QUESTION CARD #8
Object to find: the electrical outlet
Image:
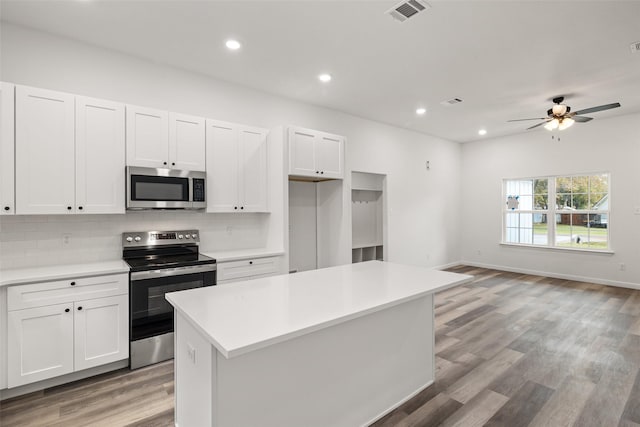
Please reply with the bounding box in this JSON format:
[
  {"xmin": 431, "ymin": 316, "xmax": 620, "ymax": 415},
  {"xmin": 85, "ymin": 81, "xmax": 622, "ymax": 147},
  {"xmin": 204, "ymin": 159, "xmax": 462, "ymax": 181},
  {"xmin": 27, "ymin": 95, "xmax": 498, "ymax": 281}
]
[
  {"xmin": 62, "ymin": 233, "xmax": 72, "ymax": 246},
  {"xmin": 187, "ymin": 343, "xmax": 196, "ymax": 364},
  {"xmin": 619, "ymin": 263, "xmax": 626, "ymax": 271}
]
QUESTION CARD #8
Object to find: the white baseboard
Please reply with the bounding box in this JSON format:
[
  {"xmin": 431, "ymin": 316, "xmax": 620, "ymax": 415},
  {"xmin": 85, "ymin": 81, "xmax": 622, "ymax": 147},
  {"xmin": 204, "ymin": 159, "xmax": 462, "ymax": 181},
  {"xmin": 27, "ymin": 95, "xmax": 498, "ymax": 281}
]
[
  {"xmin": 432, "ymin": 261, "xmax": 462, "ymax": 271},
  {"xmin": 363, "ymin": 379, "xmax": 434, "ymax": 427},
  {"xmin": 461, "ymin": 260, "xmax": 640, "ymax": 290},
  {"xmin": 0, "ymin": 359, "xmax": 129, "ymax": 401}
]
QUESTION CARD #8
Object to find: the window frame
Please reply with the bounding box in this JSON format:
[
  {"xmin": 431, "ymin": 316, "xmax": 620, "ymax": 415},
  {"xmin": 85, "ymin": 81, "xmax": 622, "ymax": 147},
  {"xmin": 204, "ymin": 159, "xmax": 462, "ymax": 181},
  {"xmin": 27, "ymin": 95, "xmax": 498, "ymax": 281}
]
[{"xmin": 502, "ymin": 172, "xmax": 611, "ymax": 252}]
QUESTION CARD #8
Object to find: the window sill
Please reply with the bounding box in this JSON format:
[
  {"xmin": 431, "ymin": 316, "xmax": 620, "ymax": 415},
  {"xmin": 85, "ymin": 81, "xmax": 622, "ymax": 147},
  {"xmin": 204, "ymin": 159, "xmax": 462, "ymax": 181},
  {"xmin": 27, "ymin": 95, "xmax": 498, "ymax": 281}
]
[{"xmin": 499, "ymin": 242, "xmax": 614, "ymax": 255}]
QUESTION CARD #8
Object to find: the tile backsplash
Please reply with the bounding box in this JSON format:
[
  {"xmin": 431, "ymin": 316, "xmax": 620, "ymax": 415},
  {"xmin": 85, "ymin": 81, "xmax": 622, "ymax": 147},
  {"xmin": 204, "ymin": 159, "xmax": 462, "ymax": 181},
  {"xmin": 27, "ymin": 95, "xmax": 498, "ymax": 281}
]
[{"xmin": 0, "ymin": 211, "xmax": 273, "ymax": 270}]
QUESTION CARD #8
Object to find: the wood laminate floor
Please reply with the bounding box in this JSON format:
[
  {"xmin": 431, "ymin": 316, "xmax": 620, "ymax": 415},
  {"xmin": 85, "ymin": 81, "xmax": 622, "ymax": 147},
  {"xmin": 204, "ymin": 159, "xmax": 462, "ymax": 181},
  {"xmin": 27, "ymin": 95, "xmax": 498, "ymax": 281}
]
[{"xmin": 1, "ymin": 266, "xmax": 639, "ymax": 427}]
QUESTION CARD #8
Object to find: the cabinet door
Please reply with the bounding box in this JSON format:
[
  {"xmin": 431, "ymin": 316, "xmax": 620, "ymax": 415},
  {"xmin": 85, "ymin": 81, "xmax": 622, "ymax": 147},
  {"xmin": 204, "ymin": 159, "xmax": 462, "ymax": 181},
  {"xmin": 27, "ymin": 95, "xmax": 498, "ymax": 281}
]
[
  {"xmin": 15, "ymin": 86, "xmax": 75, "ymax": 214},
  {"xmin": 126, "ymin": 105, "xmax": 169, "ymax": 168},
  {"xmin": 76, "ymin": 96, "xmax": 126, "ymax": 214},
  {"xmin": 74, "ymin": 294, "xmax": 128, "ymax": 371},
  {"xmin": 239, "ymin": 127, "xmax": 268, "ymax": 212},
  {"xmin": 288, "ymin": 127, "xmax": 317, "ymax": 177},
  {"xmin": 169, "ymin": 113, "xmax": 205, "ymax": 171},
  {"xmin": 315, "ymin": 133, "xmax": 344, "ymax": 179},
  {"xmin": 205, "ymin": 120, "xmax": 239, "ymax": 212},
  {"xmin": 8, "ymin": 303, "xmax": 74, "ymax": 387},
  {"xmin": 0, "ymin": 82, "xmax": 15, "ymax": 215}
]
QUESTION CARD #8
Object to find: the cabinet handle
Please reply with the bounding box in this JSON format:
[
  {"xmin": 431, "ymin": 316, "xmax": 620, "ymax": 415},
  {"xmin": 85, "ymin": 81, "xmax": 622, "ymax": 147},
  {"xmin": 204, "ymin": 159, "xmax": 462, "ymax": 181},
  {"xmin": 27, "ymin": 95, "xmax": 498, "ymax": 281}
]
[
  {"xmin": 77, "ymin": 306, "xmax": 83, "ymax": 311},
  {"xmin": 316, "ymin": 171, "xmax": 319, "ymax": 174},
  {"xmin": 172, "ymin": 162, "xmax": 175, "ymax": 166},
  {"xmin": 240, "ymin": 206, "xmax": 244, "ymax": 210},
  {"xmin": 67, "ymin": 206, "xmax": 72, "ymax": 210},
  {"xmin": 65, "ymin": 308, "xmax": 70, "ymax": 313},
  {"xmin": 321, "ymin": 171, "xmax": 324, "ymax": 174},
  {"xmin": 3, "ymin": 206, "xmax": 9, "ymax": 211},
  {"xmin": 78, "ymin": 206, "xmax": 83, "ymax": 210},
  {"xmin": 249, "ymin": 261, "xmax": 253, "ymax": 265},
  {"xmin": 163, "ymin": 161, "xmax": 167, "ymax": 166},
  {"xmin": 70, "ymin": 281, "xmax": 76, "ymax": 286},
  {"xmin": 234, "ymin": 206, "xmax": 238, "ymax": 210}
]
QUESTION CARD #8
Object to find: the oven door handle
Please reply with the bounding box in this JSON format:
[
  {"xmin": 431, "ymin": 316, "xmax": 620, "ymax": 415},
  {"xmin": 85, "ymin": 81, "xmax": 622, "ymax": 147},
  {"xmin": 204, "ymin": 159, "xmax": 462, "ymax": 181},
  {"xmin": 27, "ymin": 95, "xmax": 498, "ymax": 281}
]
[{"xmin": 130, "ymin": 264, "xmax": 217, "ymax": 281}]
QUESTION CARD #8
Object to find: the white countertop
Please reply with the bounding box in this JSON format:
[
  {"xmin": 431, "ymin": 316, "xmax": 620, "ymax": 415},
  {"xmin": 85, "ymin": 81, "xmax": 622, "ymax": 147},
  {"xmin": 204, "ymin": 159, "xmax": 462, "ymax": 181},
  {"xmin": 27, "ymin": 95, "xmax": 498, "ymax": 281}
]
[
  {"xmin": 0, "ymin": 260, "xmax": 130, "ymax": 287},
  {"xmin": 166, "ymin": 261, "xmax": 473, "ymax": 359},
  {"xmin": 202, "ymin": 249, "xmax": 284, "ymax": 263}
]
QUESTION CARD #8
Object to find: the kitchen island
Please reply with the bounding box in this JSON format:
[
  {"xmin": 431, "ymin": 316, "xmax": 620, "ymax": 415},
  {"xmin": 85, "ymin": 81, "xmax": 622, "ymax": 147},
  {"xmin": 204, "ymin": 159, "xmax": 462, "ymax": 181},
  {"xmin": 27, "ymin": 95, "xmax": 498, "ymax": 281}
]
[{"xmin": 166, "ymin": 261, "xmax": 472, "ymax": 427}]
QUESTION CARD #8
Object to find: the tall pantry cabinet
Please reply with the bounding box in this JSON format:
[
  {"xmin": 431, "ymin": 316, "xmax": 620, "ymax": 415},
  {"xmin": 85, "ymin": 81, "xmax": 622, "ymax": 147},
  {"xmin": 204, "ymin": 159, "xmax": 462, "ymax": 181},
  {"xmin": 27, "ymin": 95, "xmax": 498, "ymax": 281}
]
[{"xmin": 14, "ymin": 85, "xmax": 125, "ymax": 215}]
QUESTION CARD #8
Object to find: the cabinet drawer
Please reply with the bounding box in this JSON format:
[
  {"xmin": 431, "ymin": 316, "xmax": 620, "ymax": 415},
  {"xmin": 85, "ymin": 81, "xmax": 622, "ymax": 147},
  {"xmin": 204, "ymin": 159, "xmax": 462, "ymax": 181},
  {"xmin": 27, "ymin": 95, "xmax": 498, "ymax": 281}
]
[
  {"xmin": 217, "ymin": 257, "xmax": 278, "ymax": 282},
  {"xmin": 7, "ymin": 273, "xmax": 128, "ymax": 311}
]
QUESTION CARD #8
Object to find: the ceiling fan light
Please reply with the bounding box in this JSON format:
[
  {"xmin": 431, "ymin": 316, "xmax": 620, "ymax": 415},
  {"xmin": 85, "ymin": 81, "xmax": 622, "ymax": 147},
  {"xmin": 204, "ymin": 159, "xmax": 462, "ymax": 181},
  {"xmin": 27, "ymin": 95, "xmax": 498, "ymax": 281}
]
[
  {"xmin": 544, "ymin": 118, "xmax": 559, "ymax": 131},
  {"xmin": 558, "ymin": 117, "xmax": 575, "ymax": 130},
  {"xmin": 552, "ymin": 104, "xmax": 568, "ymax": 116}
]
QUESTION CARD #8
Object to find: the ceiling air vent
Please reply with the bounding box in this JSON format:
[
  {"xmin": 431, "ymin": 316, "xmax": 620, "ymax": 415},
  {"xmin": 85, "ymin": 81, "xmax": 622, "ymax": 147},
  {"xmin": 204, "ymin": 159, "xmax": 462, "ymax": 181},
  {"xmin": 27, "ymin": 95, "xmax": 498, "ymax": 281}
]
[
  {"xmin": 387, "ymin": 0, "xmax": 431, "ymax": 23},
  {"xmin": 440, "ymin": 98, "xmax": 463, "ymax": 106},
  {"xmin": 631, "ymin": 41, "xmax": 640, "ymax": 53}
]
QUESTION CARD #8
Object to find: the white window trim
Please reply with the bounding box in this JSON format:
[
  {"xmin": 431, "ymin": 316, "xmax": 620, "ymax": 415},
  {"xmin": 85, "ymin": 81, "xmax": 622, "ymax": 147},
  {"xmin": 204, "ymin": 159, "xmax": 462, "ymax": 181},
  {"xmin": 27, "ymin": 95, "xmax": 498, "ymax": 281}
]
[{"xmin": 502, "ymin": 173, "xmax": 611, "ymax": 252}]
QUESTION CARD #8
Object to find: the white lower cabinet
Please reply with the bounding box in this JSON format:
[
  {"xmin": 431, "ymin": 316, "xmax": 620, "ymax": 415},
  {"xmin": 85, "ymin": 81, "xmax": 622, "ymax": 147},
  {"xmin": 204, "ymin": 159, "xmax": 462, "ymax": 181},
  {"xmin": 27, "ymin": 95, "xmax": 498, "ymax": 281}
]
[
  {"xmin": 8, "ymin": 303, "xmax": 75, "ymax": 386},
  {"xmin": 217, "ymin": 256, "xmax": 279, "ymax": 284},
  {"xmin": 74, "ymin": 294, "xmax": 128, "ymax": 371},
  {"xmin": 7, "ymin": 273, "xmax": 128, "ymax": 388}
]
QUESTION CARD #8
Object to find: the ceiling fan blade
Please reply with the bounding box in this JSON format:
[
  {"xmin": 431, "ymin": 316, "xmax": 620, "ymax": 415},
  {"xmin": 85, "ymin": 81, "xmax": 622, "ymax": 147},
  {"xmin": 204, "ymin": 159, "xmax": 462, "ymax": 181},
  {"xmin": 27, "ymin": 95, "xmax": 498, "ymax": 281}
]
[
  {"xmin": 507, "ymin": 118, "xmax": 548, "ymax": 122},
  {"xmin": 573, "ymin": 102, "xmax": 621, "ymax": 115},
  {"xmin": 573, "ymin": 116, "xmax": 593, "ymax": 123},
  {"xmin": 526, "ymin": 121, "xmax": 549, "ymax": 130}
]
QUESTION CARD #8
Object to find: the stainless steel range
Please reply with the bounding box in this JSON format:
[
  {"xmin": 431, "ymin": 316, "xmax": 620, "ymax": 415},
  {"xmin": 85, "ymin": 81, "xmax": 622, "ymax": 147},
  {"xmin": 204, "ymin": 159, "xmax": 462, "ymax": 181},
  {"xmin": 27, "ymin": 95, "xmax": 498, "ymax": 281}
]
[{"xmin": 122, "ymin": 230, "xmax": 216, "ymax": 369}]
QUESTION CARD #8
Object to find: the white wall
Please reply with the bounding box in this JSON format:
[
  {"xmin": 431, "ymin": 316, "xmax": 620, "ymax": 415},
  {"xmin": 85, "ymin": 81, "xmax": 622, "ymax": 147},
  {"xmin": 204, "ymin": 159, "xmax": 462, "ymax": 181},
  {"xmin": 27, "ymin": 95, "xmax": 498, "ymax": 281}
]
[
  {"xmin": 0, "ymin": 23, "xmax": 462, "ymax": 270},
  {"xmin": 461, "ymin": 112, "xmax": 640, "ymax": 288}
]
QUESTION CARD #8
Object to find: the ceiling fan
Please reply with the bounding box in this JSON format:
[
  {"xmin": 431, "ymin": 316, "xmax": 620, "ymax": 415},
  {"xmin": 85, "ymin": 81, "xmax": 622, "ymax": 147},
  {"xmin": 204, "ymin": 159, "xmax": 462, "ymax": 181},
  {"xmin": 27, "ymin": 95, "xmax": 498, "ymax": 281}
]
[{"xmin": 508, "ymin": 96, "xmax": 621, "ymax": 131}]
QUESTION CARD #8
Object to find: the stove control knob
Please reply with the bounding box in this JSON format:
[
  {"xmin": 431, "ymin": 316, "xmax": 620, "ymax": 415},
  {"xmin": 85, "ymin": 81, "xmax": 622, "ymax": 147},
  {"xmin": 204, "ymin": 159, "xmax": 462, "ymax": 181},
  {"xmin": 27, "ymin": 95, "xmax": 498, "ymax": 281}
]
[
  {"xmin": 185, "ymin": 234, "xmax": 191, "ymax": 239},
  {"xmin": 178, "ymin": 234, "xmax": 184, "ymax": 239},
  {"xmin": 126, "ymin": 236, "xmax": 133, "ymax": 242},
  {"xmin": 192, "ymin": 233, "xmax": 198, "ymax": 239},
  {"xmin": 134, "ymin": 236, "xmax": 142, "ymax": 242}
]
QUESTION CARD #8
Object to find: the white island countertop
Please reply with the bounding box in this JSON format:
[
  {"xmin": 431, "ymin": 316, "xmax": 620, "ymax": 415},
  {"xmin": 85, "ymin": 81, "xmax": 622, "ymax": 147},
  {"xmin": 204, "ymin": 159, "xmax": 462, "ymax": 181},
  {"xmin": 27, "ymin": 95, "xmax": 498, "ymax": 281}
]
[{"xmin": 166, "ymin": 261, "xmax": 472, "ymax": 359}]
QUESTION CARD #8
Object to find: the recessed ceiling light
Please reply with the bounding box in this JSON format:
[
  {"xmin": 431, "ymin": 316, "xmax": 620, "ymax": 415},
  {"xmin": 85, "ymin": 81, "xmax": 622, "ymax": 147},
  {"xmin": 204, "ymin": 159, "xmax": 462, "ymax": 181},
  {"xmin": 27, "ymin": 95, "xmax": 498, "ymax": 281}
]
[
  {"xmin": 225, "ymin": 39, "xmax": 241, "ymax": 50},
  {"xmin": 416, "ymin": 107, "xmax": 427, "ymax": 115},
  {"xmin": 318, "ymin": 73, "xmax": 332, "ymax": 83},
  {"xmin": 478, "ymin": 129, "xmax": 487, "ymax": 136}
]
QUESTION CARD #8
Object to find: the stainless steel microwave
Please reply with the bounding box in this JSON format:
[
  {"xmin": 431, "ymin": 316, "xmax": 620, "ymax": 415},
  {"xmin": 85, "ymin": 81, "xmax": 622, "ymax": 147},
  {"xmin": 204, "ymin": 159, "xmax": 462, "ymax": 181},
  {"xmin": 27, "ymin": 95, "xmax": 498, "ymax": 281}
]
[{"xmin": 126, "ymin": 166, "xmax": 206, "ymax": 210}]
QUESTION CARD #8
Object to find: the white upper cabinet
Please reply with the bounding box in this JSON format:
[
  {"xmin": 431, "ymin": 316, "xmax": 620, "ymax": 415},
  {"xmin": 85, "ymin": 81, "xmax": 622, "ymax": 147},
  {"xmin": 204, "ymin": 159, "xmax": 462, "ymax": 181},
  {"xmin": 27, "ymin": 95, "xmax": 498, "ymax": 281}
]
[
  {"xmin": 15, "ymin": 86, "xmax": 126, "ymax": 215},
  {"xmin": 126, "ymin": 106, "xmax": 205, "ymax": 171},
  {"xmin": 288, "ymin": 126, "xmax": 344, "ymax": 179},
  {"xmin": 0, "ymin": 82, "xmax": 15, "ymax": 215},
  {"xmin": 76, "ymin": 96, "xmax": 126, "ymax": 214},
  {"xmin": 206, "ymin": 120, "xmax": 269, "ymax": 213},
  {"xmin": 239, "ymin": 127, "xmax": 268, "ymax": 211},
  {"xmin": 315, "ymin": 133, "xmax": 343, "ymax": 178},
  {"xmin": 15, "ymin": 86, "xmax": 76, "ymax": 215},
  {"xmin": 169, "ymin": 113, "xmax": 206, "ymax": 171},
  {"xmin": 126, "ymin": 105, "xmax": 169, "ymax": 168},
  {"xmin": 206, "ymin": 121, "xmax": 238, "ymax": 212}
]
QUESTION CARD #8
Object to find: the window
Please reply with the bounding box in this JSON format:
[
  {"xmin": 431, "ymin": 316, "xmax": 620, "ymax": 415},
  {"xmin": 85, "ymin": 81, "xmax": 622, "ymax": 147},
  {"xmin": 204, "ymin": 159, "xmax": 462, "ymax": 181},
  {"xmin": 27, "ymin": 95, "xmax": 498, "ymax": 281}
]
[{"xmin": 503, "ymin": 173, "xmax": 609, "ymax": 250}]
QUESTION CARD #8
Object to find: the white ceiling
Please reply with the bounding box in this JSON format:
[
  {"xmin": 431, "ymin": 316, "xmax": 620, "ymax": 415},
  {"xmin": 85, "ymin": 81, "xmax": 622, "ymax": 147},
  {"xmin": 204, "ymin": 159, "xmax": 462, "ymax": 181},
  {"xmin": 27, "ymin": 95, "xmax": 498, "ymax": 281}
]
[{"xmin": 2, "ymin": 0, "xmax": 640, "ymax": 143}]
